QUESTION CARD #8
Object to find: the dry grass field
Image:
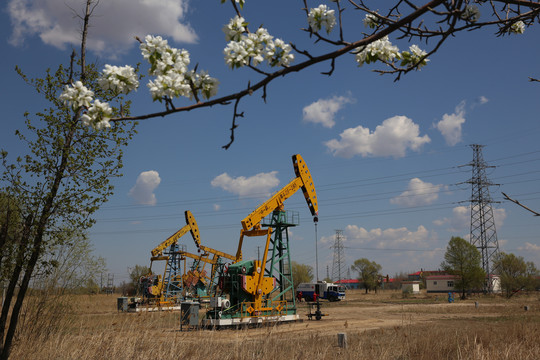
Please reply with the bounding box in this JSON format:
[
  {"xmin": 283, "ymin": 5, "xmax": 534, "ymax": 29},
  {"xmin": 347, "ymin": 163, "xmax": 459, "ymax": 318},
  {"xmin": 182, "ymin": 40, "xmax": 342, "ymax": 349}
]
[{"xmin": 9, "ymin": 289, "xmax": 540, "ymax": 359}]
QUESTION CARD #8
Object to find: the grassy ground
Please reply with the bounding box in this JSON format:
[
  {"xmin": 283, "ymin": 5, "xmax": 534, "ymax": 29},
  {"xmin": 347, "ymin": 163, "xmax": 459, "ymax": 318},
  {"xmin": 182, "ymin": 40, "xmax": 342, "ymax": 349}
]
[{"xmin": 9, "ymin": 290, "xmax": 540, "ymax": 359}]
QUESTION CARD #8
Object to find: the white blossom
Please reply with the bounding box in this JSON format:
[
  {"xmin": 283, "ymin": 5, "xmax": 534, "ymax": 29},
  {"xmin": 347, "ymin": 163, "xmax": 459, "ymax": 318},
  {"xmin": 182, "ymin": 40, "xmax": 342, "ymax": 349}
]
[
  {"xmin": 81, "ymin": 99, "xmax": 112, "ymax": 130},
  {"xmin": 224, "ymin": 40, "xmax": 251, "ymax": 68},
  {"xmin": 59, "ymin": 81, "xmax": 94, "ymax": 111},
  {"xmin": 223, "ymin": 27, "xmax": 276, "ymax": 68},
  {"xmin": 308, "ymin": 4, "xmax": 336, "ymax": 34},
  {"xmin": 98, "ymin": 64, "xmax": 139, "ymax": 94},
  {"xmin": 140, "ymin": 34, "xmax": 218, "ymax": 101},
  {"xmin": 224, "ymin": 27, "xmax": 294, "ymax": 69},
  {"xmin": 253, "ymin": 28, "xmax": 273, "ymax": 44},
  {"xmin": 140, "ymin": 35, "xmax": 190, "ymax": 76},
  {"xmin": 400, "ymin": 44, "xmax": 429, "ymax": 69},
  {"xmin": 140, "ymin": 35, "xmax": 168, "ymax": 61},
  {"xmin": 187, "ymin": 70, "xmax": 220, "ymax": 100},
  {"xmin": 147, "ymin": 72, "xmax": 191, "ymax": 101},
  {"xmin": 265, "ymin": 38, "xmax": 295, "ymax": 67},
  {"xmin": 510, "ymin": 20, "xmax": 525, "ymax": 34},
  {"xmin": 461, "ymin": 5, "xmax": 480, "ymax": 23},
  {"xmin": 355, "ymin": 36, "xmax": 400, "ymax": 67},
  {"xmin": 363, "ymin": 13, "xmax": 379, "ymax": 29},
  {"xmin": 223, "ymin": 15, "xmax": 247, "ymax": 42},
  {"xmin": 244, "ymin": 33, "xmax": 266, "ymax": 66}
]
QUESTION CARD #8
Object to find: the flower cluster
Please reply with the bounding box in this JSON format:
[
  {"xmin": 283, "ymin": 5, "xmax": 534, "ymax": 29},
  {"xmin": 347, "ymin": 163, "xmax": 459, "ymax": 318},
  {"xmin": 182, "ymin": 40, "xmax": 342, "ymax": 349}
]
[
  {"xmin": 265, "ymin": 38, "xmax": 295, "ymax": 67},
  {"xmin": 98, "ymin": 64, "xmax": 139, "ymax": 95},
  {"xmin": 363, "ymin": 13, "xmax": 379, "ymax": 29},
  {"xmin": 59, "ymin": 81, "xmax": 94, "ymax": 111},
  {"xmin": 355, "ymin": 37, "xmax": 429, "ymax": 70},
  {"xmin": 510, "ymin": 20, "xmax": 525, "ymax": 34},
  {"xmin": 140, "ymin": 35, "xmax": 190, "ymax": 76},
  {"xmin": 81, "ymin": 100, "xmax": 113, "ymax": 130},
  {"xmin": 223, "ymin": 15, "xmax": 247, "ymax": 42},
  {"xmin": 461, "ymin": 5, "xmax": 480, "ymax": 23},
  {"xmin": 223, "ymin": 26, "xmax": 294, "ymax": 68},
  {"xmin": 189, "ymin": 70, "xmax": 220, "ymax": 100},
  {"xmin": 140, "ymin": 35, "xmax": 218, "ymax": 102},
  {"xmin": 400, "ymin": 44, "xmax": 429, "ymax": 69},
  {"xmin": 59, "ymin": 82, "xmax": 113, "ymax": 130},
  {"xmin": 355, "ymin": 36, "xmax": 400, "ymax": 66},
  {"xmin": 307, "ymin": 5, "xmax": 336, "ymax": 34},
  {"xmin": 147, "ymin": 72, "xmax": 191, "ymax": 101}
]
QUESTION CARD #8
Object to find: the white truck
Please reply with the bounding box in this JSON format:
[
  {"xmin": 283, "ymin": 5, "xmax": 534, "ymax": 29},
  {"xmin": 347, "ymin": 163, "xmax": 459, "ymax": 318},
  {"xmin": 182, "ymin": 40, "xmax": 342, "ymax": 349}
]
[{"xmin": 296, "ymin": 281, "xmax": 346, "ymax": 302}]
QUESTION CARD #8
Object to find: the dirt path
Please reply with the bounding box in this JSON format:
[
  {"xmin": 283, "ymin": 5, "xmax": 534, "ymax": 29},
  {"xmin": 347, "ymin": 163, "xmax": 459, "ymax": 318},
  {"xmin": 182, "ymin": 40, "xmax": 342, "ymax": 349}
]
[{"xmin": 195, "ymin": 300, "xmax": 495, "ymax": 340}]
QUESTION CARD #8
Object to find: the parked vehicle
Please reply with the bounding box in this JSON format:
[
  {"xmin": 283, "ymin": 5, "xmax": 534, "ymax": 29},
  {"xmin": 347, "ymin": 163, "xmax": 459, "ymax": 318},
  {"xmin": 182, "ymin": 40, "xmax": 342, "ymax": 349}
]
[{"xmin": 296, "ymin": 281, "xmax": 346, "ymax": 302}]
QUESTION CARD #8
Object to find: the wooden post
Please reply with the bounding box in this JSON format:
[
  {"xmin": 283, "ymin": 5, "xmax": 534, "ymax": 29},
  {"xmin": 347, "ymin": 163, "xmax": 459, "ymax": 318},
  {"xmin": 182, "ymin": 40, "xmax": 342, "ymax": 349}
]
[{"xmin": 338, "ymin": 333, "xmax": 348, "ymax": 349}]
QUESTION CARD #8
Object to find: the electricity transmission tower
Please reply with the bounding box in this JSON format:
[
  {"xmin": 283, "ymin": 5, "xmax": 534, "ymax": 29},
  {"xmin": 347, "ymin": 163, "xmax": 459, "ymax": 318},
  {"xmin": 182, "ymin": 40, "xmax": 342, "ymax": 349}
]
[
  {"xmin": 466, "ymin": 144, "xmax": 500, "ymax": 292},
  {"xmin": 331, "ymin": 230, "xmax": 346, "ymax": 283},
  {"xmin": 326, "ymin": 265, "xmax": 330, "ymax": 281},
  {"xmin": 106, "ymin": 273, "xmax": 114, "ymax": 295}
]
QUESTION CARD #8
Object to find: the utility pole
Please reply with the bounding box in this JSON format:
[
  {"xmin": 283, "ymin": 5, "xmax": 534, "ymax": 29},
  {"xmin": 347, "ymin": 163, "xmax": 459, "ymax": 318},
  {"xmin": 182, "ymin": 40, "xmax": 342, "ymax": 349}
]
[{"xmin": 465, "ymin": 144, "xmax": 500, "ymax": 292}]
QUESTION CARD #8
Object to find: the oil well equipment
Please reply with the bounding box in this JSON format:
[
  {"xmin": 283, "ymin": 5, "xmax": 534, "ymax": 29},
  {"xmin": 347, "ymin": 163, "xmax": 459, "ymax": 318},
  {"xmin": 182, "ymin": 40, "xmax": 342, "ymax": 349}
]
[{"xmin": 203, "ymin": 154, "xmax": 318, "ymax": 328}]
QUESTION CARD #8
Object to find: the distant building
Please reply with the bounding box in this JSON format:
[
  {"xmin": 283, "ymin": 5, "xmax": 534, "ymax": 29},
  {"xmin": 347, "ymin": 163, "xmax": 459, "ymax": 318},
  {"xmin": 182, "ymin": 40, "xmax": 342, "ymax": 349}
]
[
  {"xmin": 335, "ymin": 279, "xmax": 360, "ymax": 290},
  {"xmin": 408, "ymin": 270, "xmax": 447, "ymax": 282},
  {"xmin": 401, "ymin": 281, "xmax": 421, "ymax": 294},
  {"xmin": 426, "ymin": 274, "xmax": 502, "ymax": 293},
  {"xmin": 426, "ymin": 275, "xmax": 458, "ymax": 293}
]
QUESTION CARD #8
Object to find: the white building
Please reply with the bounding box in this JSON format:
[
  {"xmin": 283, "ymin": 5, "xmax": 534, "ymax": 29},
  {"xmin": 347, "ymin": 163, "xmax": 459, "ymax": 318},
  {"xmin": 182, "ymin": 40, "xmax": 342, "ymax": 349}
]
[
  {"xmin": 426, "ymin": 274, "xmax": 502, "ymax": 293},
  {"xmin": 426, "ymin": 275, "xmax": 458, "ymax": 293},
  {"xmin": 401, "ymin": 281, "xmax": 421, "ymax": 294}
]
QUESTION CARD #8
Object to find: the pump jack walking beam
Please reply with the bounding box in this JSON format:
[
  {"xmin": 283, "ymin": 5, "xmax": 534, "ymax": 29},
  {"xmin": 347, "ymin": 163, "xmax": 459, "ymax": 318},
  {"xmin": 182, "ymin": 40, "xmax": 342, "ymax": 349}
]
[
  {"xmin": 235, "ymin": 154, "xmax": 319, "ymax": 262},
  {"xmin": 151, "ymin": 210, "xmax": 200, "ymax": 257}
]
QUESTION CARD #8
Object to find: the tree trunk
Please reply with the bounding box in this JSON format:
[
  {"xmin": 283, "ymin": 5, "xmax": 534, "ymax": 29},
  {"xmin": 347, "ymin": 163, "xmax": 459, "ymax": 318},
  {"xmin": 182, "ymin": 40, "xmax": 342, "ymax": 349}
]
[
  {"xmin": 0, "ymin": 125, "xmax": 75, "ymax": 359},
  {"xmin": 1, "ymin": 233, "xmax": 44, "ymax": 360},
  {"xmin": 0, "ymin": 214, "xmax": 33, "ymax": 354}
]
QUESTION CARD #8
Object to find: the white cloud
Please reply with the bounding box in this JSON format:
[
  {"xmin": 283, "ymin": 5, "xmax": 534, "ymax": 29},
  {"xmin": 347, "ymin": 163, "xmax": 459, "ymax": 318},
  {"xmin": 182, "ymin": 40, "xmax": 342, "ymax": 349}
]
[
  {"xmin": 433, "ymin": 205, "xmax": 469, "ymax": 232},
  {"xmin": 325, "ymin": 115, "xmax": 430, "ymax": 158},
  {"xmin": 128, "ymin": 170, "xmax": 161, "ymax": 205},
  {"xmin": 391, "ymin": 178, "xmax": 446, "ymax": 207},
  {"xmin": 434, "ymin": 205, "xmax": 506, "ymax": 232},
  {"xmin": 518, "ymin": 242, "xmax": 540, "ymax": 252},
  {"xmin": 211, "ymin": 171, "xmax": 280, "ymax": 197},
  {"xmin": 302, "ymin": 95, "xmax": 354, "ymax": 128},
  {"xmin": 8, "ymin": 0, "xmax": 197, "ymax": 57},
  {"xmin": 435, "ymin": 101, "xmax": 466, "ymax": 146},
  {"xmin": 344, "ymin": 224, "xmax": 432, "ymax": 249},
  {"xmin": 493, "ymin": 207, "xmax": 507, "ymax": 227},
  {"xmin": 478, "ymin": 96, "xmax": 489, "ymax": 104}
]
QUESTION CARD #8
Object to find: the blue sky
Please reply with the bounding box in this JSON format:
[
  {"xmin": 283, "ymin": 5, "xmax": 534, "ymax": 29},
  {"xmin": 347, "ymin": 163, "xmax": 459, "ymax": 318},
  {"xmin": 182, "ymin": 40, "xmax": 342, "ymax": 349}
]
[{"xmin": 1, "ymin": 0, "xmax": 539, "ymax": 285}]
